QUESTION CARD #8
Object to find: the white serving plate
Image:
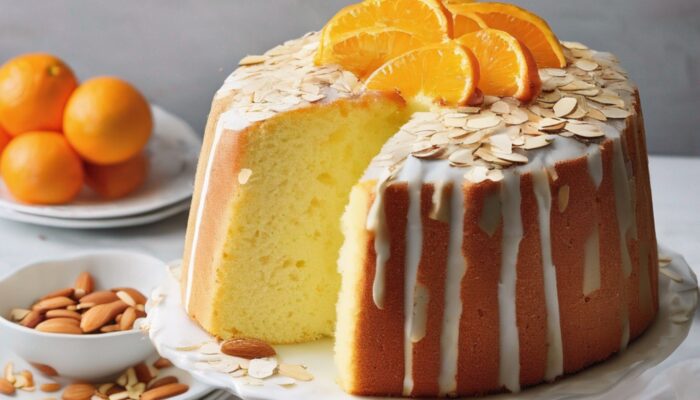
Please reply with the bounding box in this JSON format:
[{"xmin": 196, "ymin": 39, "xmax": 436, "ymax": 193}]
[
  {"xmin": 0, "ymin": 105, "xmax": 200, "ymax": 220},
  {"xmin": 147, "ymin": 247, "xmax": 698, "ymax": 400},
  {"xmin": 0, "ymin": 199, "xmax": 190, "ymax": 229}
]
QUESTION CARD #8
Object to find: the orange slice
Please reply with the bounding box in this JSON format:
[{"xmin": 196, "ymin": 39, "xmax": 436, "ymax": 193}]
[
  {"xmin": 315, "ymin": 0, "xmax": 450, "ymax": 64},
  {"xmin": 441, "ymin": 0, "xmax": 488, "ymax": 38},
  {"xmin": 317, "ymin": 28, "xmax": 426, "ymax": 79},
  {"xmin": 457, "ymin": 29, "xmax": 541, "ymax": 102},
  {"xmin": 448, "ymin": 2, "xmax": 566, "ymax": 68},
  {"xmin": 365, "ymin": 42, "xmax": 479, "ymax": 106}
]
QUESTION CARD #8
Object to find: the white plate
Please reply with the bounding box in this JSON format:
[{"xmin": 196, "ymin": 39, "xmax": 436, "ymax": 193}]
[
  {"xmin": 147, "ymin": 247, "xmax": 698, "ymax": 400},
  {"xmin": 0, "ymin": 199, "xmax": 190, "ymax": 229},
  {"xmin": 0, "ymin": 349, "xmax": 212, "ymax": 400},
  {"xmin": 0, "ymin": 105, "xmax": 200, "ymax": 220}
]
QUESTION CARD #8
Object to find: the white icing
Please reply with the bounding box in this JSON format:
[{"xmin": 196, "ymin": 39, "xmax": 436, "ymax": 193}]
[
  {"xmin": 400, "ymin": 157, "xmax": 424, "ymax": 396},
  {"xmin": 498, "ymin": 170, "xmax": 523, "ymax": 393},
  {"xmin": 411, "ymin": 283, "xmax": 429, "ymax": 343},
  {"xmin": 532, "ymin": 168, "xmax": 564, "ymax": 382},
  {"xmin": 367, "ymin": 171, "xmax": 392, "ymax": 309},
  {"xmin": 478, "ymin": 192, "xmax": 501, "ymax": 237},
  {"xmin": 587, "ymin": 145, "xmax": 604, "ymax": 189},
  {"xmin": 438, "ymin": 167, "xmax": 467, "ymax": 396},
  {"xmin": 583, "ymin": 225, "xmax": 602, "ymax": 296}
]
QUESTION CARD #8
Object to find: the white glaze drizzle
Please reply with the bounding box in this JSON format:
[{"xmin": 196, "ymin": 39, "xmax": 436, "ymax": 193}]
[
  {"xmin": 498, "ymin": 170, "xmax": 523, "ymax": 393},
  {"xmin": 411, "ymin": 283, "xmax": 430, "ymax": 343},
  {"xmin": 612, "ymin": 138, "xmax": 634, "ymax": 349},
  {"xmin": 532, "ymin": 168, "xmax": 564, "ymax": 382},
  {"xmin": 438, "ymin": 169, "xmax": 467, "ymax": 396},
  {"xmin": 367, "ymin": 171, "xmax": 392, "ymax": 309},
  {"xmin": 587, "ymin": 145, "xmax": 604, "ymax": 189},
  {"xmin": 583, "ymin": 225, "xmax": 602, "ymax": 295},
  {"xmin": 401, "ymin": 157, "xmax": 424, "ymax": 396}
]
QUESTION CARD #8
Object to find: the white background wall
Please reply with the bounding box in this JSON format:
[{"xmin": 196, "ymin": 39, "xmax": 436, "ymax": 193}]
[{"xmin": 1, "ymin": 0, "xmax": 698, "ymax": 155}]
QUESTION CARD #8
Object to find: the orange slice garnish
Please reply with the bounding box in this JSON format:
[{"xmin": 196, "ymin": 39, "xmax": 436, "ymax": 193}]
[
  {"xmin": 315, "ymin": 0, "xmax": 450, "ymax": 65},
  {"xmin": 457, "ymin": 29, "xmax": 541, "ymax": 102},
  {"xmin": 448, "ymin": 2, "xmax": 566, "ymax": 68},
  {"xmin": 316, "ymin": 28, "xmax": 426, "ymax": 79},
  {"xmin": 441, "ymin": 0, "xmax": 488, "ymax": 38},
  {"xmin": 364, "ymin": 42, "xmax": 479, "ymax": 106}
]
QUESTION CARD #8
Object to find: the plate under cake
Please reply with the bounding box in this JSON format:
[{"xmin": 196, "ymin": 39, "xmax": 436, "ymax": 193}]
[{"xmin": 180, "ymin": 32, "xmax": 658, "ymax": 397}]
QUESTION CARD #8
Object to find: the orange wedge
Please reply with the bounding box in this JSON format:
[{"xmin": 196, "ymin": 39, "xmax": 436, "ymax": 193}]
[
  {"xmin": 365, "ymin": 42, "xmax": 479, "ymax": 106},
  {"xmin": 317, "ymin": 28, "xmax": 426, "ymax": 79},
  {"xmin": 448, "ymin": 2, "xmax": 566, "ymax": 68},
  {"xmin": 315, "ymin": 0, "xmax": 450, "ymax": 64},
  {"xmin": 440, "ymin": 0, "xmax": 488, "ymax": 38},
  {"xmin": 457, "ymin": 29, "xmax": 541, "ymax": 102}
]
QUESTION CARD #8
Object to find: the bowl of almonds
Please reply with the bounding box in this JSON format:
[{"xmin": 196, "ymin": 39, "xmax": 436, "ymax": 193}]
[{"xmin": 0, "ymin": 251, "xmax": 168, "ymax": 380}]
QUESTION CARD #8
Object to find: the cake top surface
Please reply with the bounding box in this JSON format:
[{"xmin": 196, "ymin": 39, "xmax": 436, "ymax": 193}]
[{"xmin": 215, "ymin": 32, "xmax": 636, "ymax": 184}]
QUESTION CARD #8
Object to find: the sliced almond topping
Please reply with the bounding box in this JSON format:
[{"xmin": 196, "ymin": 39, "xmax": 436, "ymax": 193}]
[
  {"xmin": 565, "ymin": 122, "xmax": 605, "ymax": 138},
  {"xmin": 602, "ymin": 107, "xmax": 632, "ymax": 119},
  {"xmin": 239, "ymin": 55, "xmax": 267, "ymax": 66},
  {"xmin": 553, "ymin": 97, "xmax": 578, "ymax": 118},
  {"xmin": 238, "ymin": 169, "xmax": 253, "ymax": 185},
  {"xmin": 466, "ymin": 115, "xmax": 501, "ymax": 130}
]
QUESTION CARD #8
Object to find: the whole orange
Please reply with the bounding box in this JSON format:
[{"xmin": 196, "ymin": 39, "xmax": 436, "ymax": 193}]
[
  {"xmin": 0, "ymin": 131, "xmax": 84, "ymax": 205},
  {"xmin": 0, "ymin": 125, "xmax": 10, "ymax": 158},
  {"xmin": 85, "ymin": 152, "xmax": 148, "ymax": 199},
  {"xmin": 64, "ymin": 77, "xmax": 152, "ymax": 165},
  {"xmin": 0, "ymin": 53, "xmax": 78, "ymax": 136}
]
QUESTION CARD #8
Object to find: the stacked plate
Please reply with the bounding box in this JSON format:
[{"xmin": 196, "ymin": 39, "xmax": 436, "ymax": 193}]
[{"xmin": 0, "ymin": 106, "xmax": 200, "ymax": 229}]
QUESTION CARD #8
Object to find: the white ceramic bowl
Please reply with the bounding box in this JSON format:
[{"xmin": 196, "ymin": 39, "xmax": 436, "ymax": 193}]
[{"xmin": 0, "ymin": 251, "xmax": 168, "ymax": 381}]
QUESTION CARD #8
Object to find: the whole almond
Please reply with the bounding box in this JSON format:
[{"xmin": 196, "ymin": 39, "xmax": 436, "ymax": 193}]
[
  {"xmin": 119, "ymin": 308, "xmax": 137, "ymax": 331},
  {"xmin": 32, "ymin": 296, "xmax": 76, "ymax": 313},
  {"xmin": 146, "ymin": 376, "xmax": 178, "ymax": 390},
  {"xmin": 62, "ymin": 383, "xmax": 95, "ymax": 400},
  {"xmin": 73, "ymin": 272, "xmax": 94, "ymax": 299},
  {"xmin": 100, "ymin": 324, "xmax": 121, "ymax": 333},
  {"xmin": 36, "ymin": 318, "xmax": 82, "ymax": 334},
  {"xmin": 20, "ymin": 310, "xmax": 43, "ymax": 328},
  {"xmin": 140, "ymin": 383, "xmax": 188, "ymax": 400},
  {"xmin": 152, "ymin": 358, "xmax": 173, "ymax": 370},
  {"xmin": 79, "ymin": 291, "xmax": 118, "ymax": 305},
  {"xmin": 46, "ymin": 309, "xmax": 82, "ymax": 321},
  {"xmin": 30, "ymin": 363, "xmax": 58, "ymax": 377},
  {"xmin": 40, "ymin": 382, "xmax": 61, "ymax": 392},
  {"xmin": 40, "ymin": 287, "xmax": 75, "ymax": 301},
  {"xmin": 0, "ymin": 378, "xmax": 15, "ymax": 395},
  {"xmin": 111, "ymin": 288, "xmax": 147, "ymax": 305},
  {"xmin": 134, "ymin": 362, "xmax": 156, "ymax": 384},
  {"xmin": 80, "ymin": 300, "xmax": 128, "ymax": 333},
  {"xmin": 220, "ymin": 338, "xmax": 276, "ymax": 359}
]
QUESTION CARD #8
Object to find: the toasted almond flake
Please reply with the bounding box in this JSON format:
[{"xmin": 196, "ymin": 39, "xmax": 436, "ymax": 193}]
[
  {"xmin": 503, "ymin": 109, "xmax": 529, "ymax": 125},
  {"xmin": 446, "ymin": 128, "xmax": 469, "ymax": 139},
  {"xmin": 487, "ymin": 169, "xmax": 504, "ymax": 182},
  {"xmin": 568, "ymin": 106, "xmax": 588, "ymax": 120},
  {"xmin": 238, "ymin": 169, "xmax": 253, "ymax": 185},
  {"xmin": 542, "ymin": 68, "xmax": 567, "ymax": 77},
  {"xmin": 587, "ymin": 108, "xmax": 608, "ymax": 121},
  {"xmin": 553, "ymin": 97, "xmax": 578, "ymax": 118},
  {"xmin": 464, "ymin": 166, "xmax": 489, "ymax": 184},
  {"xmin": 660, "ymin": 268, "xmax": 684, "ymax": 283},
  {"xmin": 489, "ymin": 134, "xmax": 512, "ymax": 154},
  {"xmin": 493, "ymin": 151, "xmax": 528, "ymax": 164},
  {"xmin": 565, "ymin": 122, "xmax": 605, "ymax": 138},
  {"xmin": 430, "ymin": 133, "xmax": 450, "ymax": 146},
  {"xmin": 466, "ymin": 115, "xmax": 501, "ymax": 130},
  {"xmin": 490, "ymin": 101, "xmax": 511, "ymax": 114},
  {"xmin": 591, "ymin": 94, "xmax": 625, "ymax": 108},
  {"xmin": 575, "ymin": 59, "xmax": 599, "ymax": 71},
  {"xmin": 448, "ymin": 149, "xmax": 475, "ymax": 166},
  {"xmin": 602, "ymin": 107, "xmax": 632, "ymax": 119},
  {"xmin": 538, "ymin": 90, "xmax": 562, "ymax": 104},
  {"xmin": 573, "ymin": 88, "xmax": 601, "ymax": 97},
  {"xmin": 239, "ymin": 55, "xmax": 267, "ymax": 66},
  {"xmin": 539, "ymin": 118, "xmax": 567, "ymax": 131},
  {"xmin": 560, "ymin": 80, "xmax": 596, "ymax": 91},
  {"xmin": 522, "ymin": 135, "xmax": 551, "ymax": 150},
  {"xmin": 562, "ymin": 41, "xmax": 589, "ymax": 50}
]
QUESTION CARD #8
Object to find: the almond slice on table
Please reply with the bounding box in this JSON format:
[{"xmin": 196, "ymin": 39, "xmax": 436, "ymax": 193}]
[
  {"xmin": 278, "ymin": 363, "xmax": 314, "ymax": 381},
  {"xmin": 62, "ymin": 383, "xmax": 95, "ymax": 400},
  {"xmin": 140, "ymin": 383, "xmax": 189, "ymax": 400}
]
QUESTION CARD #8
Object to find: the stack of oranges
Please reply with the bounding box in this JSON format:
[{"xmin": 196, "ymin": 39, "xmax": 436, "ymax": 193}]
[
  {"xmin": 0, "ymin": 53, "xmax": 152, "ymax": 205},
  {"xmin": 315, "ymin": 0, "xmax": 567, "ymax": 106}
]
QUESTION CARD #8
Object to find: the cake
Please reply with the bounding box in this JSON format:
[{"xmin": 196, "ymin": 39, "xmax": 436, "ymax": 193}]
[{"xmin": 181, "ymin": 0, "xmax": 658, "ymax": 397}]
